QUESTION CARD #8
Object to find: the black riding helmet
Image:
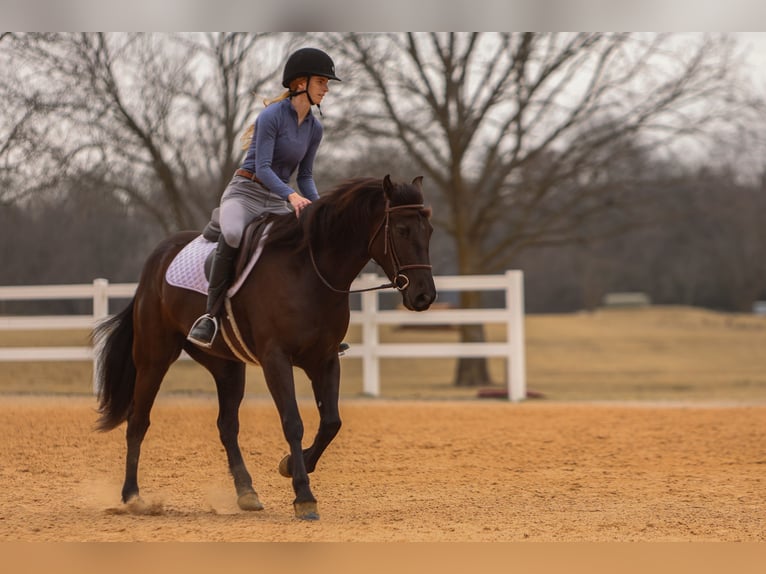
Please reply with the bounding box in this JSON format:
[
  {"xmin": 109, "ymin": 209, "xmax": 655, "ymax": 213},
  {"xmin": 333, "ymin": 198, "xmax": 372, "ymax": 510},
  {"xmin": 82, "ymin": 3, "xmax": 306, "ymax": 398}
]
[{"xmin": 282, "ymin": 47, "xmax": 341, "ymax": 88}]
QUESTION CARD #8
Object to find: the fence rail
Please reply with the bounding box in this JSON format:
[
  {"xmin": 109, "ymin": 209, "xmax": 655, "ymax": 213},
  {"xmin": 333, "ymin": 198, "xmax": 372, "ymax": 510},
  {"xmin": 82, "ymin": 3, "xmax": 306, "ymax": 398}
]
[{"xmin": 0, "ymin": 271, "xmax": 526, "ymax": 400}]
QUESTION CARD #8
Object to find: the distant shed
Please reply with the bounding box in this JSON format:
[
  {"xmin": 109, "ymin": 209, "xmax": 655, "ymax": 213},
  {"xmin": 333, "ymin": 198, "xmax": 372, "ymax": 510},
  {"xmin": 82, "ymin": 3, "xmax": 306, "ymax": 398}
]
[{"xmin": 602, "ymin": 292, "xmax": 651, "ymax": 308}]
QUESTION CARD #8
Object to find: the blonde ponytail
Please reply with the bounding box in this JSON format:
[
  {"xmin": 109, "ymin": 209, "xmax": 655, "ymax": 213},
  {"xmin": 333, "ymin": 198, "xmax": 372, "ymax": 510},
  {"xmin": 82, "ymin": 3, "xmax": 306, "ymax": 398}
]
[
  {"xmin": 240, "ymin": 91, "xmax": 286, "ymax": 150},
  {"xmin": 262, "ymin": 89, "xmax": 291, "ymax": 107},
  {"xmin": 263, "ymin": 78, "xmax": 304, "ymax": 107},
  {"xmin": 239, "ymin": 124, "xmax": 255, "ymax": 151},
  {"xmin": 241, "ymin": 80, "xmax": 303, "ymax": 151}
]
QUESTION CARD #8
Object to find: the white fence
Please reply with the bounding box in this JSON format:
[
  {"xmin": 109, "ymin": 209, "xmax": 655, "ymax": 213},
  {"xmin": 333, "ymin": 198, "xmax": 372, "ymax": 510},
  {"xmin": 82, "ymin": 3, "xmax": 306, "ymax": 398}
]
[{"xmin": 0, "ymin": 271, "xmax": 526, "ymax": 401}]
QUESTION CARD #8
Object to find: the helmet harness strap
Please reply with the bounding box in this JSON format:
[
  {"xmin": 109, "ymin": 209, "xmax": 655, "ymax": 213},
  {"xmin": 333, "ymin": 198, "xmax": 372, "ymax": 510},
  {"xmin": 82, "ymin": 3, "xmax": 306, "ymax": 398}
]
[{"xmin": 289, "ymin": 75, "xmax": 323, "ymax": 116}]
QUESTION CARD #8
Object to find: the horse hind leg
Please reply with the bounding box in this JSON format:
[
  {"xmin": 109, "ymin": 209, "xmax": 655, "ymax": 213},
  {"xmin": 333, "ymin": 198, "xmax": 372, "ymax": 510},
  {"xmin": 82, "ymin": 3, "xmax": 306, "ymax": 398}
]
[
  {"xmin": 121, "ymin": 334, "xmax": 183, "ymax": 510},
  {"xmin": 121, "ymin": 362, "xmax": 171, "ymax": 510}
]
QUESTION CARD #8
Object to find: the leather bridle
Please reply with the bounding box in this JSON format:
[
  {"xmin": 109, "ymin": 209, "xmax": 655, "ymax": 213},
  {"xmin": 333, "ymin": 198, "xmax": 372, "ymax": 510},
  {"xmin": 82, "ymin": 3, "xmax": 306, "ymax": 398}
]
[{"xmin": 309, "ymin": 198, "xmax": 433, "ymax": 294}]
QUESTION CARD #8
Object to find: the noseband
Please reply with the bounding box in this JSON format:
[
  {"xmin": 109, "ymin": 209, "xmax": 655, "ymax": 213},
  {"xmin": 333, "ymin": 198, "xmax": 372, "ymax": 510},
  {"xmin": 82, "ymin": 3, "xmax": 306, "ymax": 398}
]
[{"xmin": 309, "ymin": 198, "xmax": 433, "ymax": 294}]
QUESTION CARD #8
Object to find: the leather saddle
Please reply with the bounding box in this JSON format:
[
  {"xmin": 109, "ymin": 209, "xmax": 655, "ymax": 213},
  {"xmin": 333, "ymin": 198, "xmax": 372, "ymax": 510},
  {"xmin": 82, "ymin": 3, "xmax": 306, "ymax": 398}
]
[{"xmin": 201, "ymin": 208, "xmax": 271, "ymax": 282}]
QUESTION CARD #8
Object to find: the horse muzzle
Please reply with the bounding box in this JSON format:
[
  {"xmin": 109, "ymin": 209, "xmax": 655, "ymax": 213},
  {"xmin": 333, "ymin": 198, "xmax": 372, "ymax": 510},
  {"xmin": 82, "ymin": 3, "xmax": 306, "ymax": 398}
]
[{"xmin": 400, "ymin": 273, "xmax": 437, "ymax": 312}]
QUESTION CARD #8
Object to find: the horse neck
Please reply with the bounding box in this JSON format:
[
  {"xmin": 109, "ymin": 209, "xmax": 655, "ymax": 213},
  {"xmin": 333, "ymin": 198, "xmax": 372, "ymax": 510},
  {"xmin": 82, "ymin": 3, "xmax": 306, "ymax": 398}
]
[{"xmin": 310, "ymin": 205, "xmax": 378, "ymax": 292}]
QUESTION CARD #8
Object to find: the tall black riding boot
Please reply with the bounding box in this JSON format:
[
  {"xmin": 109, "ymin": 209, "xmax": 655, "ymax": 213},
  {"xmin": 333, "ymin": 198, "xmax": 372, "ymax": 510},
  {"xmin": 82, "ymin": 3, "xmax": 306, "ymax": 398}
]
[{"xmin": 187, "ymin": 237, "xmax": 238, "ymax": 347}]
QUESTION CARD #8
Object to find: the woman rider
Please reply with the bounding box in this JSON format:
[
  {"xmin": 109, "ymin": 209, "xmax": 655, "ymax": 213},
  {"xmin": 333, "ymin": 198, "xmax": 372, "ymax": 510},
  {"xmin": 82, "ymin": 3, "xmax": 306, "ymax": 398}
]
[{"xmin": 188, "ymin": 47, "xmax": 341, "ymax": 347}]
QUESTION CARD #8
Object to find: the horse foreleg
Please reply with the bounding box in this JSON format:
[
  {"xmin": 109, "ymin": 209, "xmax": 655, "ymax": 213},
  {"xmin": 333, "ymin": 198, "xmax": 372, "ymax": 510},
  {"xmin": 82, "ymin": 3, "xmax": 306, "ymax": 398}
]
[
  {"xmin": 279, "ymin": 356, "xmax": 342, "ymax": 477},
  {"xmin": 262, "ymin": 351, "xmax": 318, "ymax": 520},
  {"xmin": 212, "ymin": 360, "xmax": 263, "ymax": 511}
]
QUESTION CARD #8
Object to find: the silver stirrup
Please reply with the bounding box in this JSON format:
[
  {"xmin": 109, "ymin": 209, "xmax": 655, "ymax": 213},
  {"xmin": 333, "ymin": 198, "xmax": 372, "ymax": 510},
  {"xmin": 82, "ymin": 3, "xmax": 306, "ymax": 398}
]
[{"xmin": 187, "ymin": 314, "xmax": 219, "ymax": 348}]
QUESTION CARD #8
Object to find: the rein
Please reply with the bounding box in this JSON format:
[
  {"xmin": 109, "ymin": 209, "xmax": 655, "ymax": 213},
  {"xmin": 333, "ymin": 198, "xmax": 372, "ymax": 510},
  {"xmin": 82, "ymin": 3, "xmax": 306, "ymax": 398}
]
[{"xmin": 309, "ymin": 198, "xmax": 432, "ymax": 294}]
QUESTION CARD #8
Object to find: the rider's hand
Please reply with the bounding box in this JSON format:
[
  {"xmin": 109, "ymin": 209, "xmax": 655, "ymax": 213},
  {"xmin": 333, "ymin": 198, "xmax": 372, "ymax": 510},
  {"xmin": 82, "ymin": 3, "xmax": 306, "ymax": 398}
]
[{"xmin": 287, "ymin": 192, "xmax": 311, "ymax": 218}]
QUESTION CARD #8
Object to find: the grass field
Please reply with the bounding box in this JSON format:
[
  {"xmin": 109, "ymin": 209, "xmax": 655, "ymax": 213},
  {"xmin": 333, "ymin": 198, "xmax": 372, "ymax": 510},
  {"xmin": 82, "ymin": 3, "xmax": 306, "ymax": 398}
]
[{"xmin": 1, "ymin": 305, "xmax": 766, "ymax": 402}]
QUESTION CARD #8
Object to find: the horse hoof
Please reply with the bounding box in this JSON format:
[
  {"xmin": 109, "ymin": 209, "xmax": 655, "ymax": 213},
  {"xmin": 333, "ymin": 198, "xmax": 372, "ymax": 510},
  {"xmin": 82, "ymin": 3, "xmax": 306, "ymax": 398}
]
[
  {"xmin": 237, "ymin": 492, "xmax": 264, "ymax": 511},
  {"xmin": 125, "ymin": 496, "xmax": 163, "ymax": 515},
  {"xmin": 278, "ymin": 455, "xmax": 291, "ymax": 478},
  {"xmin": 294, "ymin": 501, "xmax": 319, "ymax": 521}
]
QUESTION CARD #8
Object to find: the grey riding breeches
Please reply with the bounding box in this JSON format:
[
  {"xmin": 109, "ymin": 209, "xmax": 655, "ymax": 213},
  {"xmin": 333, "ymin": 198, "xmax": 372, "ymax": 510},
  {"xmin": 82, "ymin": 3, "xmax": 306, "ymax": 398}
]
[{"xmin": 218, "ymin": 175, "xmax": 293, "ymax": 248}]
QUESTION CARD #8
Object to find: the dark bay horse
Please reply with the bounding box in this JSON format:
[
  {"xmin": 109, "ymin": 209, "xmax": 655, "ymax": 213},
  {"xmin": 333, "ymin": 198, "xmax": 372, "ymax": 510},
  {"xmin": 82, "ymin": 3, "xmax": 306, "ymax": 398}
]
[{"xmin": 92, "ymin": 175, "xmax": 436, "ymax": 520}]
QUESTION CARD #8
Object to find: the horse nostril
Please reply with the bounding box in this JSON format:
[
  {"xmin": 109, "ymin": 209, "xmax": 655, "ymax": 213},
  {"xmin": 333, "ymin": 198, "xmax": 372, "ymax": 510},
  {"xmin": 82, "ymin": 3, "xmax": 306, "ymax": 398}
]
[{"xmin": 414, "ymin": 292, "xmax": 434, "ymax": 310}]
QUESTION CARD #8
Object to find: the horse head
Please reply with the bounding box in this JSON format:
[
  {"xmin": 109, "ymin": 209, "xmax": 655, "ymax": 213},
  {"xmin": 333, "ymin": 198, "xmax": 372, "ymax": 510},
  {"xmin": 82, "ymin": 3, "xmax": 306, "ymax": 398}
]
[{"xmin": 368, "ymin": 175, "xmax": 437, "ymax": 312}]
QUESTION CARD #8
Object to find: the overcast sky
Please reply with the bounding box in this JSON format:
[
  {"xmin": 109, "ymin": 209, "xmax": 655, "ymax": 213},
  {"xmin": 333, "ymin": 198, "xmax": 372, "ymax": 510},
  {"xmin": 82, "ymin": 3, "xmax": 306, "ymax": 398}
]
[
  {"xmin": 738, "ymin": 33, "xmax": 766, "ymax": 91},
  {"xmin": 3, "ymin": 4, "xmax": 766, "ymax": 96},
  {"xmin": 3, "ymin": 1, "xmax": 766, "ymax": 34}
]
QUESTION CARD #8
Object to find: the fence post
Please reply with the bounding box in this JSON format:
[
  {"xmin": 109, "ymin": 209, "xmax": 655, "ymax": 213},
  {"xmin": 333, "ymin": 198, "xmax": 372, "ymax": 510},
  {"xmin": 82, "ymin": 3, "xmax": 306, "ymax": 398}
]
[
  {"xmin": 92, "ymin": 278, "xmax": 109, "ymax": 394},
  {"xmin": 93, "ymin": 278, "xmax": 109, "ymax": 321},
  {"xmin": 506, "ymin": 270, "xmax": 526, "ymax": 401},
  {"xmin": 360, "ymin": 273, "xmax": 380, "ymax": 396}
]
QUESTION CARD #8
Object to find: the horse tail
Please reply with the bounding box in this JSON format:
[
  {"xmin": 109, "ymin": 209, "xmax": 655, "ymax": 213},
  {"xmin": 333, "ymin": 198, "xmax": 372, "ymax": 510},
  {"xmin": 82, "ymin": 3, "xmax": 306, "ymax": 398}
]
[{"xmin": 92, "ymin": 298, "xmax": 136, "ymax": 432}]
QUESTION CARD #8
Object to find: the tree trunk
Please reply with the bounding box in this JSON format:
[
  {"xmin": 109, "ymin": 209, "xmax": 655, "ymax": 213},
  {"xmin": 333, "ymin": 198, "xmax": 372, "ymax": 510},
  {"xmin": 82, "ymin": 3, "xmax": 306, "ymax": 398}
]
[{"xmin": 453, "ymin": 290, "xmax": 493, "ymax": 387}]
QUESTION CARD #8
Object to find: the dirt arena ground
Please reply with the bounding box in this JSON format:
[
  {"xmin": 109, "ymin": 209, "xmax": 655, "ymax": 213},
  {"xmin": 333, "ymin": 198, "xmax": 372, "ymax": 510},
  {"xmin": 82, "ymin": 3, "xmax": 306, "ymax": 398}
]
[{"xmin": 0, "ymin": 395, "xmax": 763, "ymax": 542}]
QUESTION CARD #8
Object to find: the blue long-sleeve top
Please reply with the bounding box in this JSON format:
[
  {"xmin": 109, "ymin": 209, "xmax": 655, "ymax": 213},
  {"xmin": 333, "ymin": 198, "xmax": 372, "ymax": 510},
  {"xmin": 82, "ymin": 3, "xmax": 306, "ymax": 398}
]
[{"xmin": 240, "ymin": 98, "xmax": 322, "ymax": 201}]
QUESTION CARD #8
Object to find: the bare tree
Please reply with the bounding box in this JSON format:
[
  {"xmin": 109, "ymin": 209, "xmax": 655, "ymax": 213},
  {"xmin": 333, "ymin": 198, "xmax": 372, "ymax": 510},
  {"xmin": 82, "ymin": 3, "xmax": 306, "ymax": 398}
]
[
  {"xmin": 1, "ymin": 32, "xmax": 284, "ymax": 232},
  {"xmin": 330, "ymin": 32, "xmax": 756, "ymax": 386},
  {"xmin": 0, "ymin": 38, "xmax": 44, "ymax": 207}
]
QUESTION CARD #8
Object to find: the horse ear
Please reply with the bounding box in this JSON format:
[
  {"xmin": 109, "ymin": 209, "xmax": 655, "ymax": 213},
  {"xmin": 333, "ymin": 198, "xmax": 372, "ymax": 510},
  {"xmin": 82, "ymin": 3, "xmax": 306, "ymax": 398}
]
[
  {"xmin": 412, "ymin": 176, "xmax": 423, "ymax": 190},
  {"xmin": 383, "ymin": 174, "xmax": 394, "ymax": 198}
]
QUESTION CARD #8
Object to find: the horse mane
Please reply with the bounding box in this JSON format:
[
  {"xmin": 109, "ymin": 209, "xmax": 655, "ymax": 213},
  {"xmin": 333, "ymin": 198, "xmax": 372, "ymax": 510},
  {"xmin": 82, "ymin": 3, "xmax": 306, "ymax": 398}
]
[{"xmin": 264, "ymin": 176, "xmax": 426, "ymax": 253}]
